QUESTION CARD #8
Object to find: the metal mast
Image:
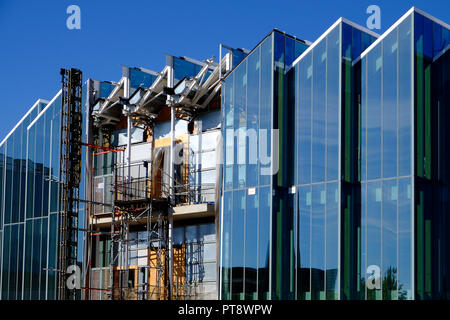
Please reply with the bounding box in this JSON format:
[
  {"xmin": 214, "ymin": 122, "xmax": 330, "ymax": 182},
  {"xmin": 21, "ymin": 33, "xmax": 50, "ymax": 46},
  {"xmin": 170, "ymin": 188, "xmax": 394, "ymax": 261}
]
[{"xmin": 57, "ymin": 68, "xmax": 83, "ymax": 300}]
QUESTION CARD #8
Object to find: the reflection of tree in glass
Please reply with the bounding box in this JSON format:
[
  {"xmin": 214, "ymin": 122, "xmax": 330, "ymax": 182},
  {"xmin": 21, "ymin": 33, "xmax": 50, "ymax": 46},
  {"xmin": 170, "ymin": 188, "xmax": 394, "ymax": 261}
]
[
  {"xmin": 360, "ymin": 267, "xmax": 408, "ymax": 300},
  {"xmin": 382, "ymin": 267, "xmax": 408, "ymax": 300}
]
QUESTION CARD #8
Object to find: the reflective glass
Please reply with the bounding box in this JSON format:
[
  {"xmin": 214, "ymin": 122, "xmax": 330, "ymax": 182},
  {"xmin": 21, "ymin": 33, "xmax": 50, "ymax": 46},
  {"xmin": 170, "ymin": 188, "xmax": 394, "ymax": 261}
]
[
  {"xmin": 245, "ymin": 190, "xmax": 258, "ymax": 299},
  {"xmin": 382, "ymin": 180, "xmax": 397, "ymax": 300},
  {"xmin": 246, "ymin": 48, "xmax": 260, "ymax": 188},
  {"xmin": 298, "ymin": 54, "xmax": 312, "ymax": 185},
  {"xmin": 311, "ymin": 184, "xmax": 325, "ymax": 299},
  {"xmin": 173, "ymin": 57, "xmax": 205, "ymax": 83},
  {"xmin": 326, "ymin": 27, "xmax": 340, "ymax": 181},
  {"xmin": 224, "ymin": 74, "xmax": 234, "ymax": 191},
  {"xmin": 258, "ymin": 187, "xmax": 271, "ymax": 299},
  {"xmin": 259, "ymin": 36, "xmax": 273, "ymax": 186},
  {"xmin": 382, "ymin": 31, "xmax": 398, "ymax": 178},
  {"xmin": 398, "ymin": 16, "xmax": 413, "ymax": 177},
  {"xmin": 326, "ymin": 182, "xmax": 338, "ymax": 299},
  {"xmin": 365, "ymin": 181, "xmax": 382, "ymax": 300},
  {"xmin": 398, "ymin": 178, "xmax": 412, "ymax": 299},
  {"xmin": 231, "ymin": 189, "xmax": 245, "ymax": 299},
  {"xmin": 221, "ymin": 191, "xmax": 232, "ymax": 299},
  {"xmin": 366, "ymin": 46, "xmax": 382, "ymax": 180},
  {"xmin": 233, "ymin": 62, "xmax": 246, "ymax": 189},
  {"xmin": 1, "ymin": 225, "xmax": 10, "ymax": 299},
  {"xmin": 298, "ymin": 186, "xmax": 311, "ymax": 300},
  {"xmin": 312, "ymin": 40, "xmax": 327, "ymax": 183}
]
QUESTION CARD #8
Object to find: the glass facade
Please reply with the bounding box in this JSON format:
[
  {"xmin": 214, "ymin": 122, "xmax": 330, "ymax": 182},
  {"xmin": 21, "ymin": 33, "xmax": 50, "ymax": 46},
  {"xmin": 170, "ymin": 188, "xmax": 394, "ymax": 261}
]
[
  {"xmin": 0, "ymin": 81, "xmax": 93, "ymax": 299},
  {"xmin": 220, "ymin": 9, "xmax": 450, "ymax": 301},
  {"xmin": 360, "ymin": 10, "xmax": 450, "ymax": 300},
  {"xmin": 412, "ymin": 11, "xmax": 450, "ymax": 300},
  {"xmin": 291, "ymin": 21, "xmax": 376, "ymax": 300},
  {"xmin": 0, "ymin": 7, "xmax": 448, "ymax": 301},
  {"xmin": 220, "ymin": 30, "xmax": 308, "ymax": 300},
  {"xmin": 0, "ymin": 98, "xmax": 62, "ymax": 300},
  {"xmin": 360, "ymin": 14, "xmax": 414, "ymax": 300},
  {"xmin": 0, "ymin": 100, "xmax": 47, "ymax": 300}
]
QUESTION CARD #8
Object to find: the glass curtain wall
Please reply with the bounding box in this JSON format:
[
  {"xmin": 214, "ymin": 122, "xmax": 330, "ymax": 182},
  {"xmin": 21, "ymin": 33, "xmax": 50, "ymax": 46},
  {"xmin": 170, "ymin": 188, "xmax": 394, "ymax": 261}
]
[
  {"xmin": 360, "ymin": 14, "xmax": 414, "ymax": 300},
  {"xmin": 0, "ymin": 100, "xmax": 46, "ymax": 300},
  {"xmin": 1, "ymin": 81, "xmax": 89, "ymax": 300},
  {"xmin": 221, "ymin": 30, "xmax": 308, "ymax": 300},
  {"xmin": 292, "ymin": 21, "xmax": 376, "ymax": 301},
  {"xmin": 413, "ymin": 11, "xmax": 450, "ymax": 300}
]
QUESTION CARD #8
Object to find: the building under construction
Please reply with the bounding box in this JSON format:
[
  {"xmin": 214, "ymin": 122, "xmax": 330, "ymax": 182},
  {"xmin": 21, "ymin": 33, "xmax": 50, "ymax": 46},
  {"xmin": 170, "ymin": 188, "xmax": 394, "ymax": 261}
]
[
  {"xmin": 3, "ymin": 7, "xmax": 450, "ymax": 301},
  {"xmin": 0, "ymin": 43, "xmax": 249, "ymax": 300}
]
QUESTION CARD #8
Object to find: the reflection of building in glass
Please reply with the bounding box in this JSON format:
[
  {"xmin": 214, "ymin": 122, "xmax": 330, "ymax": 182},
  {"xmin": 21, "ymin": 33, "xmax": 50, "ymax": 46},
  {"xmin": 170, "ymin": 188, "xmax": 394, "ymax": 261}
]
[{"xmin": 0, "ymin": 7, "xmax": 449, "ymax": 301}]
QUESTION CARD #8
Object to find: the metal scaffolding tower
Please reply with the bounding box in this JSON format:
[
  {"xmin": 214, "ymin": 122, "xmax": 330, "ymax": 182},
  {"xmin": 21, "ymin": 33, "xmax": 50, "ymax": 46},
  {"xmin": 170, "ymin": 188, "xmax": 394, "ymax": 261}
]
[
  {"xmin": 57, "ymin": 68, "xmax": 83, "ymax": 300},
  {"xmin": 107, "ymin": 121, "xmax": 174, "ymax": 300},
  {"xmin": 87, "ymin": 50, "xmax": 234, "ymax": 300}
]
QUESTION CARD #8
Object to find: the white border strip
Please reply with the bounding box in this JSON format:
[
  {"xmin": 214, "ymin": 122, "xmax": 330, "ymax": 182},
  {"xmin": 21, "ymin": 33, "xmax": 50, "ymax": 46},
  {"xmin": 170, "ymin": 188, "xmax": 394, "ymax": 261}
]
[
  {"xmin": 27, "ymin": 90, "xmax": 62, "ymax": 130},
  {"xmin": 289, "ymin": 17, "xmax": 380, "ymax": 71},
  {"xmin": 0, "ymin": 98, "xmax": 50, "ymax": 147}
]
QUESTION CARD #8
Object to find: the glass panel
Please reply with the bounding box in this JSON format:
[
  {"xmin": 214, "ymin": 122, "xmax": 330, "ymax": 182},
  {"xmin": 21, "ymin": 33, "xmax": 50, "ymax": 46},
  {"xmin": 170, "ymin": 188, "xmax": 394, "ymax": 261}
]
[
  {"xmin": 398, "ymin": 16, "xmax": 413, "ymax": 177},
  {"xmin": 382, "ymin": 180, "xmax": 397, "ymax": 300},
  {"xmin": 311, "ymin": 184, "xmax": 325, "ymax": 300},
  {"xmin": 360, "ymin": 183, "xmax": 367, "ymax": 300},
  {"xmin": 129, "ymin": 68, "xmax": 157, "ymax": 93},
  {"xmin": 366, "ymin": 45, "xmax": 382, "ymax": 180},
  {"xmin": 23, "ymin": 219, "xmax": 33, "ymax": 300},
  {"xmin": 398, "ymin": 178, "xmax": 412, "ymax": 299},
  {"xmin": 8, "ymin": 224, "xmax": 18, "ymax": 299},
  {"xmin": 326, "ymin": 27, "xmax": 340, "ymax": 182},
  {"xmin": 382, "ymin": 30, "xmax": 398, "ymax": 178},
  {"xmin": 258, "ymin": 187, "xmax": 271, "ymax": 300},
  {"xmin": 17, "ymin": 224, "xmax": 24, "ymax": 299},
  {"xmin": 40, "ymin": 217, "xmax": 48, "ymax": 300},
  {"xmin": 246, "ymin": 48, "xmax": 260, "ymax": 188},
  {"xmin": 31, "ymin": 218, "xmax": 42, "ymax": 300},
  {"xmin": 5, "ymin": 141, "xmax": 12, "ymax": 225},
  {"xmin": 173, "ymin": 57, "xmax": 204, "ymax": 83},
  {"xmin": 298, "ymin": 54, "xmax": 312, "ymax": 185},
  {"xmin": 1, "ymin": 225, "xmax": 10, "ymax": 299},
  {"xmin": 298, "ymin": 186, "xmax": 311, "ymax": 300},
  {"xmin": 361, "ymin": 58, "xmax": 367, "ymax": 182},
  {"xmin": 224, "ymin": 74, "xmax": 234, "ymax": 192},
  {"xmin": 233, "ymin": 62, "xmax": 246, "ymax": 190},
  {"xmin": 312, "ymin": 41, "xmax": 327, "ymax": 183},
  {"xmin": 326, "ymin": 182, "xmax": 338, "ymax": 300},
  {"xmin": 244, "ymin": 190, "xmax": 258, "ymax": 299},
  {"xmin": 366, "ymin": 181, "xmax": 382, "ymax": 300},
  {"xmin": 231, "ymin": 189, "xmax": 245, "ymax": 299},
  {"xmin": 259, "ymin": 36, "xmax": 273, "ymax": 186},
  {"xmin": 221, "ymin": 191, "xmax": 232, "ymax": 299}
]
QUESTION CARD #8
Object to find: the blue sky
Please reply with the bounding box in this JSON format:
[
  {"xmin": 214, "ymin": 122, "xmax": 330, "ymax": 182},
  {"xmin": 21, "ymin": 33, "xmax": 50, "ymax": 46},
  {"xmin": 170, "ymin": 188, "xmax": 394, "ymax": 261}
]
[{"xmin": 0, "ymin": 0, "xmax": 449, "ymax": 138}]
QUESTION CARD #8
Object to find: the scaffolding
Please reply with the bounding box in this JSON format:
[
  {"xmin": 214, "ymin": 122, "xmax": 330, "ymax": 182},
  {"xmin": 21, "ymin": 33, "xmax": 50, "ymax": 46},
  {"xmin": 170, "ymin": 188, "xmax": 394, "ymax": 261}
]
[
  {"xmin": 110, "ymin": 154, "xmax": 173, "ymax": 300},
  {"xmin": 85, "ymin": 49, "xmax": 236, "ymax": 300},
  {"xmin": 57, "ymin": 68, "xmax": 83, "ymax": 300}
]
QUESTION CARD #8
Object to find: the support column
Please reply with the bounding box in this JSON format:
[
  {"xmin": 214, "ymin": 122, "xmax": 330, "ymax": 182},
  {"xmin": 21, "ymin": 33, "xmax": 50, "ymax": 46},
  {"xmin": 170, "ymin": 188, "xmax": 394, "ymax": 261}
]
[
  {"xmin": 83, "ymin": 79, "xmax": 95, "ymax": 300},
  {"xmin": 167, "ymin": 64, "xmax": 174, "ymax": 300}
]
